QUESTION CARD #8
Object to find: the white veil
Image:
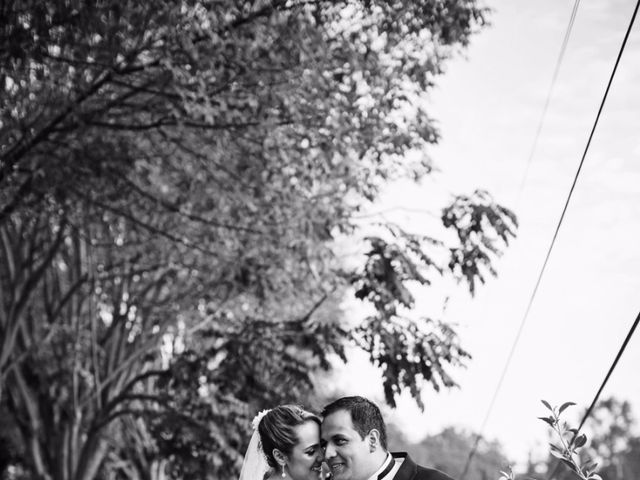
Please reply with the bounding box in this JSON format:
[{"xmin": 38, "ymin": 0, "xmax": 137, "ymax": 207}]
[{"xmin": 239, "ymin": 411, "xmax": 271, "ymax": 480}]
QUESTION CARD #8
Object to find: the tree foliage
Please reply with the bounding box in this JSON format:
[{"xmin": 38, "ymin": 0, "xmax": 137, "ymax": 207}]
[{"xmin": 0, "ymin": 1, "xmax": 517, "ymax": 479}]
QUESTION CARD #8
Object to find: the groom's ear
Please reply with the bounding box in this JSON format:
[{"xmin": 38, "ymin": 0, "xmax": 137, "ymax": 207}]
[{"xmin": 367, "ymin": 429, "xmax": 381, "ymax": 452}]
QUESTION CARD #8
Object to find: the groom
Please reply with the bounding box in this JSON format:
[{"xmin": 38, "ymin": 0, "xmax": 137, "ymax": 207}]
[{"xmin": 320, "ymin": 396, "xmax": 455, "ymax": 480}]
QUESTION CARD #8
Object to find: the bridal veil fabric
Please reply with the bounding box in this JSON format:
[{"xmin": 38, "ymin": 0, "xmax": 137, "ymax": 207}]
[
  {"xmin": 238, "ymin": 429, "xmax": 270, "ymax": 480},
  {"xmin": 239, "ymin": 410, "xmax": 271, "ymax": 480}
]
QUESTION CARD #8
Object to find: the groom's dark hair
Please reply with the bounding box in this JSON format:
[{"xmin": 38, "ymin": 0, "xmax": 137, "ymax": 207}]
[{"xmin": 322, "ymin": 396, "xmax": 388, "ymax": 450}]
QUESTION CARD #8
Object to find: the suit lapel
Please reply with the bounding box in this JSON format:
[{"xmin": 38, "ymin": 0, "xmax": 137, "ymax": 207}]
[{"xmin": 391, "ymin": 452, "xmax": 416, "ymax": 480}]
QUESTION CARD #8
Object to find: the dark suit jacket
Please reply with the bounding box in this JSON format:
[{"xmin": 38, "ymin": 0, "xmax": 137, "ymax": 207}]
[{"xmin": 391, "ymin": 452, "xmax": 455, "ymax": 480}]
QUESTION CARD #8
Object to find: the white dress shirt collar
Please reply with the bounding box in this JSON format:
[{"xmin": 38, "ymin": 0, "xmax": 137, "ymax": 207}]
[{"xmin": 366, "ymin": 453, "xmax": 393, "ymax": 480}]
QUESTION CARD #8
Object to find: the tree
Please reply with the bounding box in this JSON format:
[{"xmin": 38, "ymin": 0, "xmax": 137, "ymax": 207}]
[
  {"xmin": 1, "ymin": 1, "xmax": 517, "ymax": 479},
  {"xmin": 584, "ymin": 397, "xmax": 638, "ymax": 480}
]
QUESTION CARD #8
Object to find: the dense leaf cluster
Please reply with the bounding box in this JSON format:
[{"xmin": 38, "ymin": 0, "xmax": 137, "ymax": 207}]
[{"xmin": 1, "ymin": 1, "xmax": 516, "ymax": 479}]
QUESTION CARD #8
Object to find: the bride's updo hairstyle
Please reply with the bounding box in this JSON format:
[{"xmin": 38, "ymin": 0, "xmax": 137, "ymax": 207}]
[{"xmin": 257, "ymin": 405, "xmax": 320, "ymax": 468}]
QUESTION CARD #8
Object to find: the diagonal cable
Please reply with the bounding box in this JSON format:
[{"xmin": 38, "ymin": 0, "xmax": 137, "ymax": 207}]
[
  {"xmin": 515, "ymin": 0, "xmax": 581, "ymax": 207},
  {"xmin": 546, "ymin": 309, "xmax": 640, "ymax": 479},
  {"xmin": 460, "ymin": 0, "xmax": 640, "ymax": 477}
]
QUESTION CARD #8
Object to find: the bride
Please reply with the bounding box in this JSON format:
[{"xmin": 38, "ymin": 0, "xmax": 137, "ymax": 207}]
[{"xmin": 239, "ymin": 405, "xmax": 324, "ymax": 480}]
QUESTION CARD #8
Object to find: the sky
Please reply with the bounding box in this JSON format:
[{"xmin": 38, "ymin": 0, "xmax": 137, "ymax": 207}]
[{"xmin": 330, "ymin": 0, "xmax": 640, "ymax": 467}]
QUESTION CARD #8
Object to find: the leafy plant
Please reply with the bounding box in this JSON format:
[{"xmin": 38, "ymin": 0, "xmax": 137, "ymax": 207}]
[
  {"xmin": 538, "ymin": 400, "xmax": 602, "ymax": 480},
  {"xmin": 498, "ymin": 401, "xmax": 602, "ymax": 480}
]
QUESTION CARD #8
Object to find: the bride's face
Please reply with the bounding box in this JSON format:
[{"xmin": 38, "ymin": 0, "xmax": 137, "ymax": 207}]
[{"xmin": 286, "ymin": 420, "xmax": 323, "ymax": 480}]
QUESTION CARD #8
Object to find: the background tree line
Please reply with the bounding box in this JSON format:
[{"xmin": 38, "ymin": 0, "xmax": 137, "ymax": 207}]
[
  {"xmin": 384, "ymin": 396, "xmax": 640, "ymax": 480},
  {"xmin": 1, "ymin": 1, "xmax": 517, "ymax": 479}
]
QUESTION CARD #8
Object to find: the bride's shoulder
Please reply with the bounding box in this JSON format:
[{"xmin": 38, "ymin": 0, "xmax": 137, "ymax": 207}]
[{"xmin": 262, "ymin": 468, "xmax": 276, "ymax": 480}]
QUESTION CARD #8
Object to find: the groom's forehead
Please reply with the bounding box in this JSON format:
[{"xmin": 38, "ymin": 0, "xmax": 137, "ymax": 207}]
[{"xmin": 321, "ymin": 409, "xmax": 355, "ymax": 435}]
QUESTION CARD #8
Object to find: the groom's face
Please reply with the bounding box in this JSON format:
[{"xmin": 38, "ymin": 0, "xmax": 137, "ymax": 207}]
[{"xmin": 321, "ymin": 409, "xmax": 376, "ymax": 480}]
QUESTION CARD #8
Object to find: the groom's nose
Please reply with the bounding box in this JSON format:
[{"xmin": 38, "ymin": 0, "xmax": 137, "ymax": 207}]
[{"xmin": 324, "ymin": 442, "xmax": 336, "ymax": 458}]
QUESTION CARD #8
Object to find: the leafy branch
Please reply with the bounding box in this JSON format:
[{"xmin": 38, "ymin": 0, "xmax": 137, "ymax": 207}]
[{"xmin": 499, "ymin": 401, "xmax": 602, "ymax": 480}]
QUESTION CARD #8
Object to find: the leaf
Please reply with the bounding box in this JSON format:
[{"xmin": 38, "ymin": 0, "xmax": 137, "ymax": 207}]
[
  {"xmin": 560, "ymin": 457, "xmax": 578, "ymax": 472},
  {"xmin": 558, "ymin": 401, "xmax": 575, "ymax": 414},
  {"xmin": 538, "ymin": 416, "xmax": 555, "ymax": 427},
  {"xmin": 541, "ymin": 399, "xmax": 552, "ymax": 411},
  {"xmin": 573, "ymin": 434, "xmax": 587, "ymax": 448}
]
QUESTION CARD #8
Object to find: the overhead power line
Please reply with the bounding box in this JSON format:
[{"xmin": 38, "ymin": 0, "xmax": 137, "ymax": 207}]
[
  {"xmin": 460, "ymin": 0, "xmax": 582, "ymax": 475},
  {"xmin": 460, "ymin": 0, "xmax": 640, "ymax": 477},
  {"xmin": 546, "ymin": 309, "xmax": 640, "ymax": 479},
  {"xmin": 515, "ymin": 0, "xmax": 582, "ymax": 207}
]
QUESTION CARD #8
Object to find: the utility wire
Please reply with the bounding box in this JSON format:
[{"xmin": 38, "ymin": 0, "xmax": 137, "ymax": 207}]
[
  {"xmin": 460, "ymin": 0, "xmax": 640, "ymax": 477},
  {"xmin": 515, "ymin": 0, "xmax": 581, "ymax": 208},
  {"xmin": 546, "ymin": 309, "xmax": 640, "ymax": 479},
  {"xmin": 460, "ymin": 1, "xmax": 582, "ymax": 475}
]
